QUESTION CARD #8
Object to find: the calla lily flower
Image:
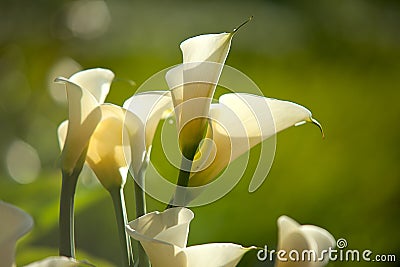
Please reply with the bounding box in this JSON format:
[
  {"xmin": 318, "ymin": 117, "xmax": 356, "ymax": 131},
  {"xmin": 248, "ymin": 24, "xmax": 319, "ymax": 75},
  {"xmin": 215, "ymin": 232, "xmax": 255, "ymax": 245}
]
[
  {"xmin": 56, "ymin": 69, "xmax": 172, "ymax": 263},
  {"xmin": 57, "ymin": 71, "xmax": 173, "ymax": 267},
  {"xmin": 275, "ymin": 216, "xmax": 335, "ymax": 267},
  {"xmin": 80, "ymin": 104, "xmax": 135, "ymax": 190},
  {"xmin": 57, "ymin": 99, "xmax": 133, "ymax": 190},
  {"xmin": 59, "ymin": 102, "xmax": 143, "ymax": 266},
  {"xmin": 123, "ymin": 91, "xmax": 173, "ymax": 177},
  {"xmin": 0, "ymin": 201, "xmax": 33, "ymax": 267},
  {"xmin": 57, "ymin": 74, "xmax": 172, "ymax": 190},
  {"xmin": 83, "ymin": 95, "xmax": 171, "ymax": 190},
  {"xmin": 56, "ymin": 68, "xmax": 114, "ymax": 175},
  {"xmin": 164, "ymin": 31, "xmax": 322, "ymax": 207},
  {"xmin": 166, "ymin": 32, "xmax": 233, "ymax": 158},
  {"xmin": 189, "ymin": 93, "xmax": 322, "ymax": 187},
  {"xmin": 126, "ymin": 207, "xmax": 254, "ymax": 267}
]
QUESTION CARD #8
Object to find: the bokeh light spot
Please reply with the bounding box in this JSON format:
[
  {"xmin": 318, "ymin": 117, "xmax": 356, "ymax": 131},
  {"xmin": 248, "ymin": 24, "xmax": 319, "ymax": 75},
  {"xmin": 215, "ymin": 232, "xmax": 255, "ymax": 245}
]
[
  {"xmin": 6, "ymin": 140, "xmax": 41, "ymax": 184},
  {"xmin": 66, "ymin": 0, "xmax": 111, "ymax": 40}
]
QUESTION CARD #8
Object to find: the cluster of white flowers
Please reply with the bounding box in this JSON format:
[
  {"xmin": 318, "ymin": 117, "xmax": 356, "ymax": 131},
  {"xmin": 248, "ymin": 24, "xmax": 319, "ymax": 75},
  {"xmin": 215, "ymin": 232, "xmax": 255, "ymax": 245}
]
[{"xmin": 0, "ymin": 25, "xmax": 335, "ymax": 267}]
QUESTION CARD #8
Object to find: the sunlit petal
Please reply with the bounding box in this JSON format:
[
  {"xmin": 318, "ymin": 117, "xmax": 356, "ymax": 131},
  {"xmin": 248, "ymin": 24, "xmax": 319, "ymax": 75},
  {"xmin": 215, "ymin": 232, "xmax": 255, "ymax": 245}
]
[
  {"xmin": 23, "ymin": 256, "xmax": 80, "ymax": 267},
  {"xmin": 189, "ymin": 93, "xmax": 318, "ymax": 186},
  {"xmin": 57, "ymin": 120, "xmax": 68, "ymax": 150},
  {"xmin": 180, "ymin": 32, "xmax": 233, "ymax": 64},
  {"xmin": 0, "ymin": 201, "xmax": 33, "ymax": 267},
  {"xmin": 68, "ymin": 68, "xmax": 114, "ymax": 104},
  {"xmin": 185, "ymin": 243, "xmax": 254, "ymax": 267},
  {"xmin": 276, "ymin": 216, "xmax": 335, "ymax": 267},
  {"xmin": 300, "ymin": 226, "xmax": 336, "ymax": 266},
  {"xmin": 85, "ymin": 104, "xmax": 134, "ymax": 190},
  {"xmin": 127, "ymin": 207, "xmax": 253, "ymax": 267},
  {"xmin": 55, "ymin": 75, "xmax": 102, "ymax": 174},
  {"xmin": 166, "ymin": 33, "xmax": 233, "ymax": 158},
  {"xmin": 126, "ymin": 207, "xmax": 193, "ymax": 248},
  {"xmin": 123, "ymin": 91, "xmax": 172, "ymax": 150},
  {"xmin": 126, "ymin": 208, "xmax": 193, "ymax": 267},
  {"xmin": 166, "ymin": 64, "xmax": 214, "ymax": 157},
  {"xmin": 219, "ymin": 93, "xmax": 316, "ymax": 137}
]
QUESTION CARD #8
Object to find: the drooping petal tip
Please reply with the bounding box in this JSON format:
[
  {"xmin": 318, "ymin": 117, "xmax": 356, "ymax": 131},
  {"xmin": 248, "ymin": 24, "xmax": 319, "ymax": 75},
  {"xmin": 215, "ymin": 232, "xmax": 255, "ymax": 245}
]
[
  {"xmin": 311, "ymin": 117, "xmax": 324, "ymax": 139},
  {"xmin": 54, "ymin": 76, "xmax": 68, "ymax": 83},
  {"xmin": 294, "ymin": 116, "xmax": 324, "ymax": 139}
]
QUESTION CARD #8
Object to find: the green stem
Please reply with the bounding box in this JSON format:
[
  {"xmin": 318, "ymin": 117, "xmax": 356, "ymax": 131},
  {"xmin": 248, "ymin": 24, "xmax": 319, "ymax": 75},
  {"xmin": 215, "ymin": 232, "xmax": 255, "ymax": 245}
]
[
  {"xmin": 134, "ymin": 170, "xmax": 146, "ymax": 218},
  {"xmin": 59, "ymin": 170, "xmax": 79, "ymax": 257},
  {"xmin": 110, "ymin": 188, "xmax": 134, "ymax": 267},
  {"xmin": 166, "ymin": 157, "xmax": 193, "ymax": 209},
  {"xmin": 176, "ymin": 164, "xmax": 191, "ymax": 187},
  {"xmin": 133, "ymin": 167, "xmax": 150, "ymax": 267}
]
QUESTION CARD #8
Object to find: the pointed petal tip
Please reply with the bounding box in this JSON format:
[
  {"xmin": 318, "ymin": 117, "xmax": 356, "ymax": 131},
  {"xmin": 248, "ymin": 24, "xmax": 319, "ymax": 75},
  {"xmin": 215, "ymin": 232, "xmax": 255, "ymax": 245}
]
[
  {"xmin": 294, "ymin": 116, "xmax": 324, "ymax": 138},
  {"xmin": 233, "ymin": 16, "xmax": 253, "ymax": 33},
  {"xmin": 310, "ymin": 117, "xmax": 325, "ymax": 139}
]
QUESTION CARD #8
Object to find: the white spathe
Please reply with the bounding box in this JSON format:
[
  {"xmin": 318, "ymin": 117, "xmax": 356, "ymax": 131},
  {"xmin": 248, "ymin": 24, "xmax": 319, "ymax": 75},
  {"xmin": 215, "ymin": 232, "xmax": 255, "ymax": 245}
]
[
  {"xmin": 126, "ymin": 207, "xmax": 254, "ymax": 267},
  {"xmin": 83, "ymin": 104, "xmax": 136, "ymax": 189},
  {"xmin": 56, "ymin": 69, "xmax": 133, "ymax": 190},
  {"xmin": 56, "ymin": 68, "xmax": 114, "ymax": 174},
  {"xmin": 180, "ymin": 33, "xmax": 232, "ymax": 63},
  {"xmin": 189, "ymin": 93, "xmax": 321, "ymax": 186},
  {"xmin": 275, "ymin": 216, "xmax": 335, "ymax": 267},
  {"xmin": 0, "ymin": 201, "xmax": 33, "ymax": 267},
  {"xmin": 123, "ymin": 91, "xmax": 173, "ymax": 177},
  {"xmin": 57, "ymin": 69, "xmax": 172, "ymax": 189},
  {"xmin": 166, "ymin": 32, "xmax": 233, "ymax": 157}
]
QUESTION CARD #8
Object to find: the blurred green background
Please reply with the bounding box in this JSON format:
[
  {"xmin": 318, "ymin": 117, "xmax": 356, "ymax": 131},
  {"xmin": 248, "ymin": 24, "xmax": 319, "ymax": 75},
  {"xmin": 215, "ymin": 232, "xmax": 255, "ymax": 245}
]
[{"xmin": 1, "ymin": 0, "xmax": 399, "ymax": 266}]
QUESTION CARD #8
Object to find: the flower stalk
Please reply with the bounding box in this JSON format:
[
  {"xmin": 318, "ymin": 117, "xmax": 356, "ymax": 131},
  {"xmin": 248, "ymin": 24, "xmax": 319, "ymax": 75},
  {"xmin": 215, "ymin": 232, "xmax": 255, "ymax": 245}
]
[
  {"xmin": 167, "ymin": 156, "xmax": 193, "ymax": 209},
  {"xmin": 133, "ymin": 163, "xmax": 147, "ymax": 218},
  {"xmin": 133, "ymin": 164, "xmax": 150, "ymax": 267},
  {"xmin": 59, "ymin": 169, "xmax": 80, "ymax": 258},
  {"xmin": 110, "ymin": 187, "xmax": 134, "ymax": 267}
]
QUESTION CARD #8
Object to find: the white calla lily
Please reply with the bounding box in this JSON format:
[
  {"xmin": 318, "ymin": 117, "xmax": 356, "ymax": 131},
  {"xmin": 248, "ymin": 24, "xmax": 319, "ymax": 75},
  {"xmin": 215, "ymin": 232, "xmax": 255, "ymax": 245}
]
[
  {"xmin": 166, "ymin": 32, "xmax": 233, "ymax": 158},
  {"xmin": 83, "ymin": 104, "xmax": 136, "ymax": 190},
  {"xmin": 57, "ymin": 68, "xmax": 167, "ymax": 261},
  {"xmin": 189, "ymin": 93, "xmax": 322, "ymax": 186},
  {"xmin": 0, "ymin": 201, "xmax": 33, "ymax": 267},
  {"xmin": 56, "ymin": 68, "xmax": 114, "ymax": 175},
  {"xmin": 126, "ymin": 207, "xmax": 254, "ymax": 267},
  {"xmin": 56, "ymin": 70, "xmax": 173, "ymax": 263},
  {"xmin": 58, "ymin": 77, "xmax": 173, "ymax": 264},
  {"xmin": 57, "ymin": 73, "xmax": 172, "ymax": 190},
  {"xmin": 123, "ymin": 91, "xmax": 173, "ymax": 177},
  {"xmin": 275, "ymin": 216, "xmax": 335, "ymax": 267}
]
